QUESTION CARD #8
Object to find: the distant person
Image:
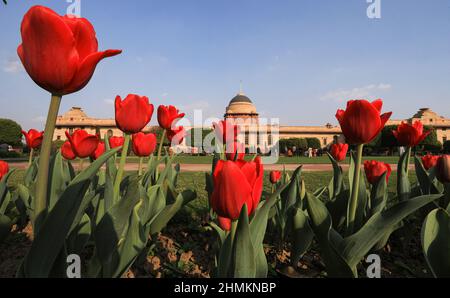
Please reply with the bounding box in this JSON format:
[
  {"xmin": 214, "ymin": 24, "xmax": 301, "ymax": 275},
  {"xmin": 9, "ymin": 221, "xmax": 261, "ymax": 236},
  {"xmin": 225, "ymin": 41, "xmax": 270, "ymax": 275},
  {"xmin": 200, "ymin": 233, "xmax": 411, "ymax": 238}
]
[{"xmin": 308, "ymin": 147, "xmax": 313, "ymax": 158}]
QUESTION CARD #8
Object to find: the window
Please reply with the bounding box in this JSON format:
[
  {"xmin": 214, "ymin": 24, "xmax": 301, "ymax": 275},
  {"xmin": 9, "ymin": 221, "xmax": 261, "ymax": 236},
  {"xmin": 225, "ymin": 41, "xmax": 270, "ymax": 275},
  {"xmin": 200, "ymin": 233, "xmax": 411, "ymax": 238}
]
[
  {"xmin": 268, "ymin": 134, "xmax": 273, "ymax": 146},
  {"xmin": 57, "ymin": 136, "xmax": 61, "ymax": 140}
]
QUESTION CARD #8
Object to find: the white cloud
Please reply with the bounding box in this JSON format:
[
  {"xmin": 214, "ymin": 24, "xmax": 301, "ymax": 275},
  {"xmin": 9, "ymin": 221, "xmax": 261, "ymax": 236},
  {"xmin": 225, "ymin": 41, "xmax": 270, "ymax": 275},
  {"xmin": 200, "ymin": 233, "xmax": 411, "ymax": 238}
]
[
  {"xmin": 179, "ymin": 100, "xmax": 210, "ymax": 111},
  {"xmin": 320, "ymin": 83, "xmax": 392, "ymax": 102},
  {"xmin": 103, "ymin": 98, "xmax": 115, "ymax": 105},
  {"xmin": 3, "ymin": 58, "xmax": 23, "ymax": 74},
  {"xmin": 32, "ymin": 116, "xmax": 46, "ymax": 123},
  {"xmin": 161, "ymin": 92, "xmax": 169, "ymax": 98}
]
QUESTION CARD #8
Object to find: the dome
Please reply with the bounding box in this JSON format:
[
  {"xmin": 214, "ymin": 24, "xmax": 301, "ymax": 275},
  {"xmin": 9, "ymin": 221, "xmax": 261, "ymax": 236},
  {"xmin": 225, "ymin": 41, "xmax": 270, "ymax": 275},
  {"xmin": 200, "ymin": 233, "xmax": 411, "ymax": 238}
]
[
  {"xmin": 225, "ymin": 92, "xmax": 259, "ymax": 117},
  {"xmin": 230, "ymin": 93, "xmax": 253, "ymax": 104}
]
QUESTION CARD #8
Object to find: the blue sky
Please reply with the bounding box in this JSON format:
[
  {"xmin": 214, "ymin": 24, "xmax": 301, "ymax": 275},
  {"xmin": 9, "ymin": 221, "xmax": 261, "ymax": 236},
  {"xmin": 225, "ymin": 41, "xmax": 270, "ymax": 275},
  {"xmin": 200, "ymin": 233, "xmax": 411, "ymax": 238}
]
[{"xmin": 1, "ymin": 0, "xmax": 450, "ymax": 130}]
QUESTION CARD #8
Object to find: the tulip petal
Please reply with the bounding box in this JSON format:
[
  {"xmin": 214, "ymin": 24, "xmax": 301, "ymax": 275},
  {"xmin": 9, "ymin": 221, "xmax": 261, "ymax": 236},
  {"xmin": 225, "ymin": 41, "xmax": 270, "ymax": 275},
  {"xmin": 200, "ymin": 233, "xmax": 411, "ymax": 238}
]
[
  {"xmin": 62, "ymin": 16, "xmax": 98, "ymax": 60},
  {"xmin": 64, "ymin": 49, "xmax": 122, "ymax": 95},
  {"xmin": 372, "ymin": 99, "xmax": 383, "ymax": 113}
]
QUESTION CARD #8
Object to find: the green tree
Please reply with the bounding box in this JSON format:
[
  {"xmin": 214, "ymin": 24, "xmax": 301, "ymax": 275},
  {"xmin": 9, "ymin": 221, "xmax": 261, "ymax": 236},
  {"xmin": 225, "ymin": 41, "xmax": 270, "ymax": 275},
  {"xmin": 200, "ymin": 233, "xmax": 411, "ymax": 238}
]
[
  {"xmin": 185, "ymin": 128, "xmax": 214, "ymax": 154},
  {"xmin": 443, "ymin": 140, "xmax": 450, "ymax": 153},
  {"xmin": 306, "ymin": 137, "xmax": 321, "ymax": 149},
  {"xmin": 0, "ymin": 118, "xmax": 22, "ymax": 146}
]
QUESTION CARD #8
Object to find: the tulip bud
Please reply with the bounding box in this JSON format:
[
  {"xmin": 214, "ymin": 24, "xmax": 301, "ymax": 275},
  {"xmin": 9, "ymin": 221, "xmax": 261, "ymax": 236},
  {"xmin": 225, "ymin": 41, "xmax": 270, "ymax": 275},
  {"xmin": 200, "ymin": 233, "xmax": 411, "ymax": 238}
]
[
  {"xmin": 269, "ymin": 171, "xmax": 282, "ymax": 184},
  {"xmin": 211, "ymin": 157, "xmax": 263, "ymax": 220},
  {"xmin": 17, "ymin": 5, "xmax": 121, "ymax": 95},
  {"xmin": 157, "ymin": 105, "xmax": 185, "ymax": 130},
  {"xmin": 364, "ymin": 160, "xmax": 392, "ymax": 185},
  {"xmin": 0, "ymin": 160, "xmax": 9, "ymax": 181},
  {"xmin": 22, "ymin": 129, "xmax": 44, "ymax": 150},
  {"xmin": 421, "ymin": 154, "xmax": 439, "ymax": 171},
  {"xmin": 167, "ymin": 126, "xmax": 186, "ymax": 145},
  {"xmin": 336, "ymin": 99, "xmax": 392, "ymax": 145},
  {"xmin": 65, "ymin": 130, "xmax": 99, "ymax": 158},
  {"xmin": 115, "ymin": 94, "xmax": 154, "ymax": 134},
  {"xmin": 436, "ymin": 155, "xmax": 450, "ymax": 184},
  {"xmin": 393, "ymin": 121, "xmax": 430, "ymax": 148},
  {"xmin": 132, "ymin": 132, "xmax": 157, "ymax": 157},
  {"xmin": 330, "ymin": 143, "xmax": 349, "ymax": 162},
  {"xmin": 109, "ymin": 136, "xmax": 125, "ymax": 149}
]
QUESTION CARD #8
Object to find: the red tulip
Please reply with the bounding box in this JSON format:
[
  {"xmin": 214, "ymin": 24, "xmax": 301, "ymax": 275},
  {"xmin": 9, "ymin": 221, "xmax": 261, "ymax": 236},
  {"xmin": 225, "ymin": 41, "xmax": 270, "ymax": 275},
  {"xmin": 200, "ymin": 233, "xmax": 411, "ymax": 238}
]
[
  {"xmin": 330, "ymin": 143, "xmax": 349, "ymax": 162},
  {"xmin": 115, "ymin": 94, "xmax": 154, "ymax": 134},
  {"xmin": 17, "ymin": 6, "xmax": 121, "ymax": 96},
  {"xmin": 225, "ymin": 141, "xmax": 245, "ymax": 161},
  {"xmin": 61, "ymin": 141, "xmax": 76, "ymax": 160},
  {"xmin": 65, "ymin": 130, "xmax": 99, "ymax": 158},
  {"xmin": 211, "ymin": 157, "xmax": 264, "ymax": 220},
  {"xmin": 132, "ymin": 132, "xmax": 157, "ymax": 157},
  {"xmin": 167, "ymin": 126, "xmax": 186, "ymax": 145},
  {"xmin": 157, "ymin": 105, "xmax": 185, "ymax": 130},
  {"xmin": 364, "ymin": 160, "xmax": 392, "ymax": 184},
  {"xmin": 270, "ymin": 171, "xmax": 282, "ymax": 184},
  {"xmin": 218, "ymin": 216, "xmax": 231, "ymax": 231},
  {"xmin": 22, "ymin": 129, "xmax": 44, "ymax": 149},
  {"xmin": 336, "ymin": 99, "xmax": 392, "ymax": 145},
  {"xmin": 393, "ymin": 121, "xmax": 430, "ymax": 147},
  {"xmin": 436, "ymin": 155, "xmax": 450, "ymax": 184},
  {"xmin": 91, "ymin": 141, "xmax": 105, "ymax": 160},
  {"xmin": 0, "ymin": 161, "xmax": 9, "ymax": 181},
  {"xmin": 421, "ymin": 154, "xmax": 439, "ymax": 170},
  {"xmin": 109, "ymin": 136, "xmax": 124, "ymax": 149},
  {"xmin": 213, "ymin": 120, "xmax": 240, "ymax": 143}
]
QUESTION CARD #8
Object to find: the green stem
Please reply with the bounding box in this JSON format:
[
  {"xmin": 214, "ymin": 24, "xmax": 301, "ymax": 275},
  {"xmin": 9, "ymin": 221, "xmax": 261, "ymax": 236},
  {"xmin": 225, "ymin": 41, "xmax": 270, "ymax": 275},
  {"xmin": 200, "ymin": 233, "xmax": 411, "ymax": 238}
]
[
  {"xmin": 405, "ymin": 147, "xmax": 412, "ymax": 177},
  {"xmin": 28, "ymin": 148, "xmax": 34, "ymax": 167},
  {"xmin": 113, "ymin": 134, "xmax": 131, "ymax": 201},
  {"xmin": 34, "ymin": 94, "xmax": 62, "ymax": 235},
  {"xmin": 155, "ymin": 130, "xmax": 167, "ymax": 179},
  {"xmin": 138, "ymin": 157, "xmax": 143, "ymax": 176},
  {"xmin": 348, "ymin": 144, "xmax": 364, "ymax": 234},
  {"xmin": 157, "ymin": 130, "xmax": 167, "ymax": 161},
  {"xmin": 79, "ymin": 158, "xmax": 84, "ymax": 172}
]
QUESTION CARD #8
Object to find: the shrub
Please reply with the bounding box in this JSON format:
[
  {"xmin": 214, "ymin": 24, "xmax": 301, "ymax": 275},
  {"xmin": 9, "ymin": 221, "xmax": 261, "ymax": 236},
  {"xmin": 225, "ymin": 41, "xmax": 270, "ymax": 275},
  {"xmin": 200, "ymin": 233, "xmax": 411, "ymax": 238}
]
[
  {"xmin": 306, "ymin": 137, "xmax": 321, "ymax": 149},
  {"xmin": 0, "ymin": 118, "xmax": 22, "ymax": 146}
]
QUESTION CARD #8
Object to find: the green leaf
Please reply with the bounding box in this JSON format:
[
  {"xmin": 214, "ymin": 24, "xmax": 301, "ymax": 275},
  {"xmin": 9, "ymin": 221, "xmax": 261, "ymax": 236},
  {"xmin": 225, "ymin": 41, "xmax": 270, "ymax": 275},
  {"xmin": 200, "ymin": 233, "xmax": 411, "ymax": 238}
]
[
  {"xmin": 19, "ymin": 147, "xmax": 120, "ymax": 278},
  {"xmin": 397, "ymin": 150, "xmax": 411, "ymax": 201},
  {"xmin": 0, "ymin": 214, "xmax": 11, "ymax": 244},
  {"xmin": 370, "ymin": 172, "xmax": 388, "ymax": 215},
  {"xmin": 305, "ymin": 192, "xmax": 355, "ymax": 277},
  {"xmin": 290, "ymin": 207, "xmax": 314, "ymax": 266},
  {"xmin": 421, "ymin": 208, "xmax": 450, "ymax": 277},
  {"xmin": 327, "ymin": 152, "xmax": 343, "ymax": 199},
  {"xmin": 231, "ymin": 204, "xmax": 256, "ymax": 278},
  {"xmin": 340, "ymin": 194, "xmax": 443, "ymax": 268},
  {"xmin": 148, "ymin": 189, "xmax": 196, "ymax": 235},
  {"xmin": 67, "ymin": 214, "xmax": 91, "ymax": 256},
  {"xmin": 95, "ymin": 175, "xmax": 141, "ymax": 267}
]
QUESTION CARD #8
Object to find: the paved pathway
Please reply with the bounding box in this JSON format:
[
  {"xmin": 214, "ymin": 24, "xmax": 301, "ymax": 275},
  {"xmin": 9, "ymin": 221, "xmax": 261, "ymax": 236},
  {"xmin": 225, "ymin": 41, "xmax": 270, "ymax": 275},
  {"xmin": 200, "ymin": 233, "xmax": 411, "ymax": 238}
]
[{"xmin": 8, "ymin": 162, "xmax": 413, "ymax": 172}]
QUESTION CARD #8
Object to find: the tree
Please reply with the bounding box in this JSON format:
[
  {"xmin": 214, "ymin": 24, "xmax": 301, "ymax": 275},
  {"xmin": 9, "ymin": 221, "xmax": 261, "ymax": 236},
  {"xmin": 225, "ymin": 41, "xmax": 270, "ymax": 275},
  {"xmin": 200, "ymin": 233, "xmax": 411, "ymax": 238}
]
[
  {"xmin": 306, "ymin": 137, "xmax": 321, "ymax": 149},
  {"xmin": 443, "ymin": 140, "xmax": 450, "ymax": 153},
  {"xmin": 0, "ymin": 118, "xmax": 22, "ymax": 146},
  {"xmin": 185, "ymin": 128, "xmax": 214, "ymax": 154},
  {"xmin": 379, "ymin": 125, "xmax": 398, "ymax": 149}
]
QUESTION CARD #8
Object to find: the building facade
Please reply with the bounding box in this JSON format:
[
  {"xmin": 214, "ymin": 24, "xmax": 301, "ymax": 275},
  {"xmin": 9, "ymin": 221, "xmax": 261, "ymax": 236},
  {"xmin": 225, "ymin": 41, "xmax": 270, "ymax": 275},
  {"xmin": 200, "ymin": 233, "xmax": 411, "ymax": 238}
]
[{"xmin": 54, "ymin": 94, "xmax": 450, "ymax": 151}]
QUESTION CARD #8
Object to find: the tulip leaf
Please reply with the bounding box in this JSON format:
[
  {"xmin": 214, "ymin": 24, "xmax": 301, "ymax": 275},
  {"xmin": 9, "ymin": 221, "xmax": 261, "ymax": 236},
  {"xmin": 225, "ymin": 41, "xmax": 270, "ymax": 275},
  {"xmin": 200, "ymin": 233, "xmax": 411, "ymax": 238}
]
[
  {"xmin": 421, "ymin": 208, "xmax": 450, "ymax": 277},
  {"xmin": 217, "ymin": 229, "xmax": 233, "ymax": 277},
  {"xmin": 19, "ymin": 147, "xmax": 120, "ymax": 278},
  {"xmin": 113, "ymin": 200, "xmax": 148, "ymax": 278},
  {"xmin": 231, "ymin": 204, "xmax": 256, "ymax": 278},
  {"xmin": 47, "ymin": 151, "xmax": 68, "ymax": 212},
  {"xmin": 148, "ymin": 189, "xmax": 196, "ymax": 235},
  {"xmin": 67, "ymin": 213, "xmax": 91, "ymax": 256},
  {"xmin": 250, "ymin": 184, "xmax": 287, "ymax": 248},
  {"xmin": 95, "ymin": 175, "xmax": 141, "ymax": 268},
  {"xmin": 0, "ymin": 214, "xmax": 11, "ymax": 244},
  {"xmin": 340, "ymin": 194, "xmax": 443, "ymax": 269},
  {"xmin": 290, "ymin": 207, "xmax": 314, "ymax": 266},
  {"xmin": 327, "ymin": 152, "xmax": 343, "ymax": 199},
  {"xmin": 397, "ymin": 150, "xmax": 411, "ymax": 201},
  {"xmin": 305, "ymin": 192, "xmax": 355, "ymax": 277},
  {"xmin": 0, "ymin": 170, "xmax": 15, "ymax": 204},
  {"xmin": 370, "ymin": 172, "xmax": 388, "ymax": 216}
]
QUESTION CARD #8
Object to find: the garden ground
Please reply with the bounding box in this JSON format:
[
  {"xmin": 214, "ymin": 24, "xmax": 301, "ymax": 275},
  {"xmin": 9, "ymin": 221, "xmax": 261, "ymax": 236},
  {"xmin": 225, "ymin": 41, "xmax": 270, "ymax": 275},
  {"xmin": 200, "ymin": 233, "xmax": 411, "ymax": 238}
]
[{"xmin": 0, "ymin": 170, "xmax": 429, "ymax": 278}]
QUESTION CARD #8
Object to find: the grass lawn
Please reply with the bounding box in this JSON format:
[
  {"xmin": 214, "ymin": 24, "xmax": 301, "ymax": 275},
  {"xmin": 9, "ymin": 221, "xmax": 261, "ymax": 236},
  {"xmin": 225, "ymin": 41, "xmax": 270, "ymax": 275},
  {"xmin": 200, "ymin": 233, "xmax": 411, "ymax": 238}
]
[
  {"xmin": 122, "ymin": 155, "xmax": 405, "ymax": 165},
  {"xmin": 7, "ymin": 168, "xmax": 417, "ymax": 220}
]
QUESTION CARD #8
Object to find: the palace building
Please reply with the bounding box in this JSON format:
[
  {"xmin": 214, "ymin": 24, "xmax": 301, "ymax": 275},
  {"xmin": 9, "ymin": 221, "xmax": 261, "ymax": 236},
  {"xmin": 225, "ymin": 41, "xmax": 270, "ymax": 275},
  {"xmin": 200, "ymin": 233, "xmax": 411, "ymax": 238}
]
[{"xmin": 53, "ymin": 92, "xmax": 450, "ymax": 152}]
